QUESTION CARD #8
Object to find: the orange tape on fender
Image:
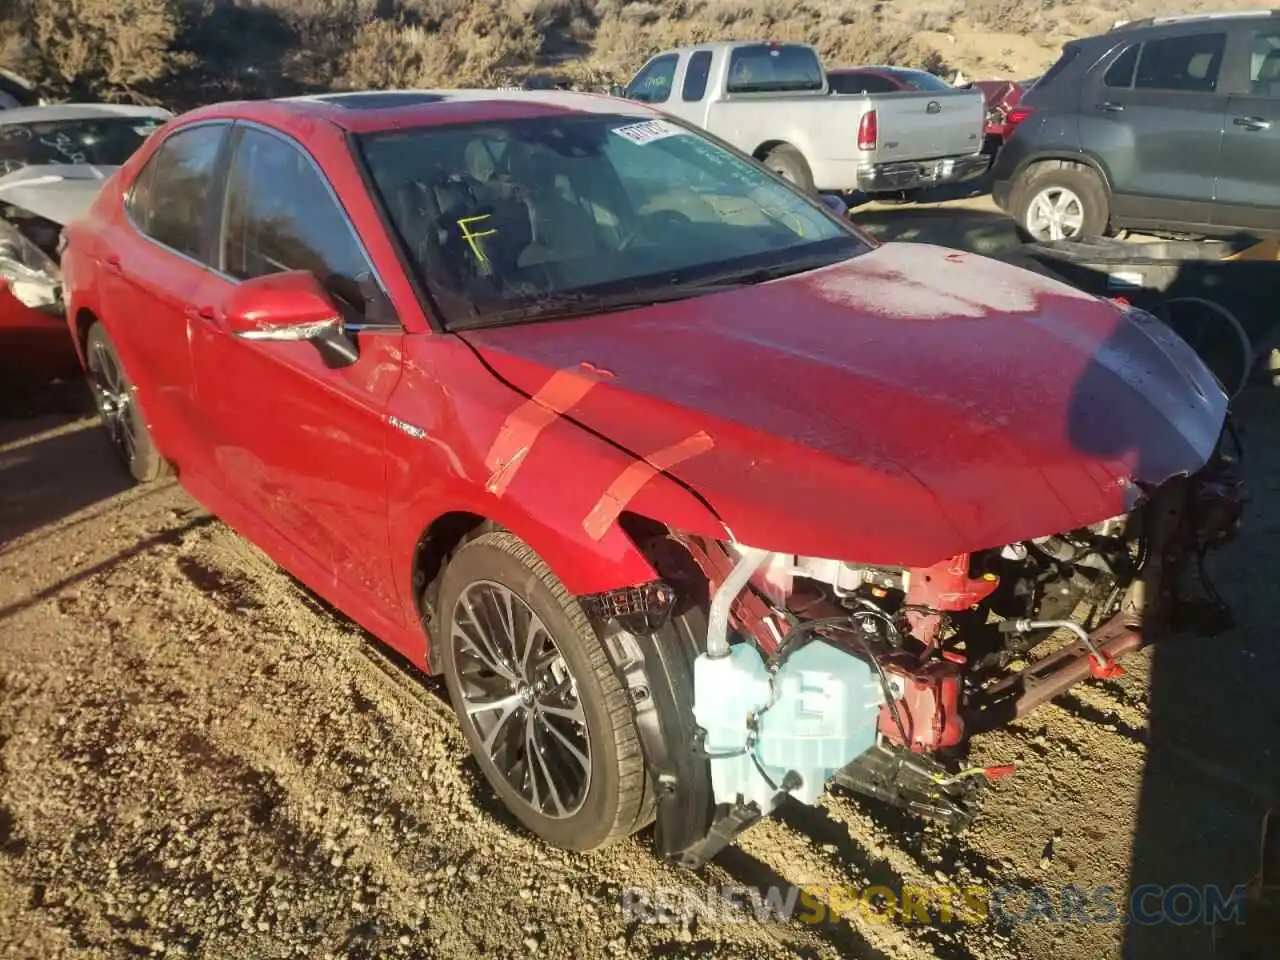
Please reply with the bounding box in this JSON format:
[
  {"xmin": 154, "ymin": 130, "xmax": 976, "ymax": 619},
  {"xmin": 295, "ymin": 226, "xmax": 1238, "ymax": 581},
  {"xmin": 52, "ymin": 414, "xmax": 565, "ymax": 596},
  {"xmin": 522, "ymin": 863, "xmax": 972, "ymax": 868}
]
[
  {"xmin": 582, "ymin": 431, "xmax": 716, "ymax": 540},
  {"xmin": 485, "ymin": 368, "xmax": 600, "ymax": 497}
]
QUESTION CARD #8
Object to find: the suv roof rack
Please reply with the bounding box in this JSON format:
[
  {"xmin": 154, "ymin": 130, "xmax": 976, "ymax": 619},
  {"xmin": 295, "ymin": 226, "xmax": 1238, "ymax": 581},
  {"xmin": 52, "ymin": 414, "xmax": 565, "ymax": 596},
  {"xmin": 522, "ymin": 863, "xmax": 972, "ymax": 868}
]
[{"xmin": 1111, "ymin": 10, "xmax": 1280, "ymax": 30}]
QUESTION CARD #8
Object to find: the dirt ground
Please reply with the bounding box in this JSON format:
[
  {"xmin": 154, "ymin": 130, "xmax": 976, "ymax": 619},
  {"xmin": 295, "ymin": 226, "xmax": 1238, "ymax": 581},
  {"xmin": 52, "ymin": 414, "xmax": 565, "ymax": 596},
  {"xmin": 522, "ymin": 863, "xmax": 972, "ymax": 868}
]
[{"xmin": 2, "ymin": 203, "xmax": 1278, "ymax": 960}]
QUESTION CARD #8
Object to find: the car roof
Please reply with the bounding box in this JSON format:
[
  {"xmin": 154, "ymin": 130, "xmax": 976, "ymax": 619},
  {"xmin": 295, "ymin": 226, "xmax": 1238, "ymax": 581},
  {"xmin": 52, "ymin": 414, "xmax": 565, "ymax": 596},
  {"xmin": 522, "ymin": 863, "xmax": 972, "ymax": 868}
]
[
  {"xmin": 1111, "ymin": 10, "xmax": 1280, "ymax": 31},
  {"xmin": 828, "ymin": 65, "xmax": 933, "ymax": 77},
  {"xmin": 178, "ymin": 89, "xmax": 660, "ymax": 136},
  {"xmin": 0, "ymin": 103, "xmax": 172, "ymax": 126}
]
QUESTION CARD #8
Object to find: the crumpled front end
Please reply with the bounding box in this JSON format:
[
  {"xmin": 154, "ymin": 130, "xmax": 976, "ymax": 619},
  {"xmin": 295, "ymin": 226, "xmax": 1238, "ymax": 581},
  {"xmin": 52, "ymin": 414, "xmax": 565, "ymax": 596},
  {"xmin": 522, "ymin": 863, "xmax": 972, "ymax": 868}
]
[
  {"xmin": 0, "ymin": 215, "xmax": 62, "ymax": 311},
  {"xmin": 582, "ymin": 423, "xmax": 1244, "ymax": 867}
]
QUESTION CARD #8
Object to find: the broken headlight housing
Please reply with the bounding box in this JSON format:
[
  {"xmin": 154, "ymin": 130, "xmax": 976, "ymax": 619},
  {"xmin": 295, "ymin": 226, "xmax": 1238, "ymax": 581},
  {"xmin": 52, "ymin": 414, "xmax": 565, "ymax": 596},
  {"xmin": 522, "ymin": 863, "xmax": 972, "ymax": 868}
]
[{"xmin": 0, "ymin": 217, "xmax": 61, "ymax": 311}]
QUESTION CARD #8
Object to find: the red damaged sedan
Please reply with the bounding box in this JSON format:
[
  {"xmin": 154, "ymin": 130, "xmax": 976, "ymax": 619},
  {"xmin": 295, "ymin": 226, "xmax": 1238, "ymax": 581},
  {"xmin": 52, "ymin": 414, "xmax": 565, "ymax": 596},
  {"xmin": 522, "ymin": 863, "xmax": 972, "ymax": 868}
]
[{"xmin": 61, "ymin": 90, "xmax": 1242, "ymax": 866}]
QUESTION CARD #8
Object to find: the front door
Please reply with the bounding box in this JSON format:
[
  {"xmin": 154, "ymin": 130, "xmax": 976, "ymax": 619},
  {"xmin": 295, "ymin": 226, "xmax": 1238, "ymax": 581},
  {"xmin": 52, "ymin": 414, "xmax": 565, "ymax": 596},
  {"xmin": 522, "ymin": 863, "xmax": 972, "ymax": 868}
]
[
  {"xmin": 1088, "ymin": 29, "xmax": 1231, "ymax": 230},
  {"xmin": 1214, "ymin": 25, "xmax": 1280, "ymax": 230},
  {"xmin": 189, "ymin": 123, "xmax": 406, "ymax": 623}
]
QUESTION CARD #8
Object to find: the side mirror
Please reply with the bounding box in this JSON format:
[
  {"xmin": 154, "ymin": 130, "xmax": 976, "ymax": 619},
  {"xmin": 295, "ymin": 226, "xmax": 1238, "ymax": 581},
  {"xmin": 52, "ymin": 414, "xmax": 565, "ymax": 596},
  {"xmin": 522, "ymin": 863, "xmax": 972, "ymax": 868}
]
[
  {"xmin": 609, "ymin": 84, "xmax": 626, "ymax": 98},
  {"xmin": 818, "ymin": 193, "xmax": 849, "ymax": 217},
  {"xmin": 224, "ymin": 270, "xmax": 359, "ymax": 367}
]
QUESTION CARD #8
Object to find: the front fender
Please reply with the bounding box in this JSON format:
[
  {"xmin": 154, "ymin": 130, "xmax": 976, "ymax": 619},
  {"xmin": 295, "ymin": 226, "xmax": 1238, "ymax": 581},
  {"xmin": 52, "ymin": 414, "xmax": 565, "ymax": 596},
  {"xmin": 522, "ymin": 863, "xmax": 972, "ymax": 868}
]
[{"xmin": 386, "ymin": 336, "xmax": 729, "ymax": 629}]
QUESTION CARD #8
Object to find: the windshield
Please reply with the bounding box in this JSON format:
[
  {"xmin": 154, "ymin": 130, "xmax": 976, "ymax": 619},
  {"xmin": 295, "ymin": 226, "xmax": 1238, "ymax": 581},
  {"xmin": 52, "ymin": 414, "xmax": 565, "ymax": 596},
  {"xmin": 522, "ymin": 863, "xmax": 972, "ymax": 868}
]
[
  {"xmin": 0, "ymin": 115, "xmax": 165, "ymax": 176},
  {"xmin": 357, "ymin": 113, "xmax": 868, "ymax": 328}
]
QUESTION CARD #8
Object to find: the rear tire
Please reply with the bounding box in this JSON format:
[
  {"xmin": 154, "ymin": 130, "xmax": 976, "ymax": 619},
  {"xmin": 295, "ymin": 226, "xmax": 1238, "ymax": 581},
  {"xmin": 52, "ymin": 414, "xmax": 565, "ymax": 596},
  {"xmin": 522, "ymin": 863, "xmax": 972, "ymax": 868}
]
[
  {"xmin": 85, "ymin": 322, "xmax": 170, "ymax": 483},
  {"xmin": 761, "ymin": 144, "xmax": 815, "ymax": 194},
  {"xmin": 1011, "ymin": 162, "xmax": 1109, "ymax": 241},
  {"xmin": 438, "ymin": 531, "xmax": 651, "ymax": 852}
]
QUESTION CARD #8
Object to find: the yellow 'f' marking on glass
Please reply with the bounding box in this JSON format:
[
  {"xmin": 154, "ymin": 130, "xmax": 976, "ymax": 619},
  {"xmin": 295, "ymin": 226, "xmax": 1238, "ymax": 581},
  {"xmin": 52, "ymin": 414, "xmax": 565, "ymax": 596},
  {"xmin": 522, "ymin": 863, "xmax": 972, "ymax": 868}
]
[{"xmin": 457, "ymin": 214, "xmax": 498, "ymax": 263}]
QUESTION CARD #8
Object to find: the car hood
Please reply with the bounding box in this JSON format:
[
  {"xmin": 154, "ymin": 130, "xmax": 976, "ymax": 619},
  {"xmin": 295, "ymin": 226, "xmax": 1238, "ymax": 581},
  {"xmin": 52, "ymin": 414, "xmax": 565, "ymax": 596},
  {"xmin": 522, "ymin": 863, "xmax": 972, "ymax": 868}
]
[
  {"xmin": 459, "ymin": 243, "xmax": 1228, "ymax": 565},
  {"xmin": 0, "ymin": 164, "xmax": 118, "ymax": 224}
]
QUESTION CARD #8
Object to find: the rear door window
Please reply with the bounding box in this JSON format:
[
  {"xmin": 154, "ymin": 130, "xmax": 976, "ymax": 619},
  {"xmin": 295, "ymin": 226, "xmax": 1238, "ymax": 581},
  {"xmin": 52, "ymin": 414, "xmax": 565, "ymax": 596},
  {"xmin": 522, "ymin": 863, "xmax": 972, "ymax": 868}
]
[
  {"xmin": 681, "ymin": 50, "xmax": 713, "ymax": 101},
  {"xmin": 1134, "ymin": 32, "xmax": 1227, "ymax": 92},
  {"xmin": 128, "ymin": 123, "xmax": 226, "ymax": 262},
  {"xmin": 1103, "ymin": 44, "xmax": 1140, "ymax": 88},
  {"xmin": 1249, "ymin": 29, "xmax": 1280, "ymax": 96},
  {"xmin": 626, "ymin": 55, "xmax": 678, "ymax": 104}
]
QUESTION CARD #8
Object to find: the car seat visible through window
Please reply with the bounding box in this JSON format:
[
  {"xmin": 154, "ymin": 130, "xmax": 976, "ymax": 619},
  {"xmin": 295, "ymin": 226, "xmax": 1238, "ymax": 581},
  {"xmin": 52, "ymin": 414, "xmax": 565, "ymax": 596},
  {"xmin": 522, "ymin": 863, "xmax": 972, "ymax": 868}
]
[{"xmin": 1253, "ymin": 47, "xmax": 1280, "ymax": 96}]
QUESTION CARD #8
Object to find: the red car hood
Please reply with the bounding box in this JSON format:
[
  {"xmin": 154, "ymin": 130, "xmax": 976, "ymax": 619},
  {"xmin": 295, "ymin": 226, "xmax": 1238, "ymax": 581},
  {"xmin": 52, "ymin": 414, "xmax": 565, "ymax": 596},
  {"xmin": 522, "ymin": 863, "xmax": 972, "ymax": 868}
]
[{"xmin": 459, "ymin": 243, "xmax": 1227, "ymax": 566}]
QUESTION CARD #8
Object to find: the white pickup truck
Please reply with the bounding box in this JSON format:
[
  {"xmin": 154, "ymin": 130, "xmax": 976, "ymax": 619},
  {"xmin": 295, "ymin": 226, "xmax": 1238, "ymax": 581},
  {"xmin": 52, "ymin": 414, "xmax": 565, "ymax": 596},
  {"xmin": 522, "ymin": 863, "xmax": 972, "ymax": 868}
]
[{"xmin": 618, "ymin": 41, "xmax": 989, "ymax": 196}]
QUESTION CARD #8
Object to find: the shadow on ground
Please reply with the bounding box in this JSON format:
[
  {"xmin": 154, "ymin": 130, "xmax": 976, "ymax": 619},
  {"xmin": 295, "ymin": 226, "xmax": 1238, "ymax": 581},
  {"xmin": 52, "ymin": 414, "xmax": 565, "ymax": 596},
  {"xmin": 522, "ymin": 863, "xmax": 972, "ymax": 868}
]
[
  {"xmin": 850, "ymin": 205, "xmax": 1022, "ymax": 258},
  {"xmin": 846, "ymin": 168, "xmax": 996, "ymax": 212},
  {"xmin": 0, "ymin": 415, "xmax": 132, "ymax": 547},
  {"xmin": 1122, "ymin": 387, "xmax": 1280, "ymax": 959}
]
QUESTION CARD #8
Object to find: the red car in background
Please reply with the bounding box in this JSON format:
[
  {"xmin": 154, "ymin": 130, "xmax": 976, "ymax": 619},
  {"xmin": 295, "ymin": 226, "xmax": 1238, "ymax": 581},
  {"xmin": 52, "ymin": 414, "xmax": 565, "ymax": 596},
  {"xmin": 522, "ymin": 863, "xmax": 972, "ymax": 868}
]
[
  {"xmin": 60, "ymin": 90, "xmax": 1241, "ymax": 866},
  {"xmin": 827, "ymin": 65, "xmax": 956, "ymax": 97},
  {"xmin": 828, "ymin": 67, "xmax": 1034, "ymax": 155},
  {"xmin": 966, "ymin": 77, "xmax": 1037, "ymax": 152}
]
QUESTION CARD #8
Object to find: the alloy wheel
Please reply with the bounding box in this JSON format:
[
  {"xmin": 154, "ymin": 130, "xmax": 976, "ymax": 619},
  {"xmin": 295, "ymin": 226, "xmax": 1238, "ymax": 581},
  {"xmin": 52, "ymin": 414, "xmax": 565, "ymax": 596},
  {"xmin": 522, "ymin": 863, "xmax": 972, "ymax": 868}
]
[
  {"xmin": 89, "ymin": 339, "xmax": 138, "ymax": 466},
  {"xmin": 449, "ymin": 580, "xmax": 592, "ymax": 819},
  {"xmin": 1026, "ymin": 185, "xmax": 1085, "ymax": 241}
]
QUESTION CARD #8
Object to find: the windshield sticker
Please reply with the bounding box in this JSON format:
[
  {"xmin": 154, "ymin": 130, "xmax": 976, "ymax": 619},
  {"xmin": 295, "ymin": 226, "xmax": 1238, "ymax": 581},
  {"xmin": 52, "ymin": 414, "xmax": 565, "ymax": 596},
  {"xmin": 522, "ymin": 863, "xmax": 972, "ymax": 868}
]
[
  {"xmin": 457, "ymin": 213, "xmax": 496, "ymax": 263},
  {"xmin": 611, "ymin": 119, "xmax": 685, "ymax": 146}
]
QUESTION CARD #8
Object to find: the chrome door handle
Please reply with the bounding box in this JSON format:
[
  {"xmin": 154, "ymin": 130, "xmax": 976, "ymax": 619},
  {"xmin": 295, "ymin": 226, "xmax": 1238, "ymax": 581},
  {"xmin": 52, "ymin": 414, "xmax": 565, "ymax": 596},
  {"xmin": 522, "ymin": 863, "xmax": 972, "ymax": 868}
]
[
  {"xmin": 1098, "ymin": 101, "xmax": 1125, "ymax": 112},
  {"xmin": 1234, "ymin": 115, "xmax": 1271, "ymax": 130}
]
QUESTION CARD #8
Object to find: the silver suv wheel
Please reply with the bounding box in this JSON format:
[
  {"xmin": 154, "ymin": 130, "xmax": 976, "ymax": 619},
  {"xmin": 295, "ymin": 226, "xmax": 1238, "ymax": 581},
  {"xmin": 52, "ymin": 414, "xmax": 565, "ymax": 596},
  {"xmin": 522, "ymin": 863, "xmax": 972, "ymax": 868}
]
[{"xmin": 1025, "ymin": 185, "xmax": 1085, "ymax": 240}]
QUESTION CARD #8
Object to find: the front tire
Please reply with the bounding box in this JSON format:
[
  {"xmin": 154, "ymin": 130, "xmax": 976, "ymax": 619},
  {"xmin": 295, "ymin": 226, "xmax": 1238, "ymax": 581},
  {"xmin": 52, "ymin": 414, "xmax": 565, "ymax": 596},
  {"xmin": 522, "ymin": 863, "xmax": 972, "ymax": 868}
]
[
  {"xmin": 1012, "ymin": 163, "xmax": 1109, "ymax": 241},
  {"xmin": 85, "ymin": 322, "xmax": 169, "ymax": 483},
  {"xmin": 438, "ymin": 531, "xmax": 651, "ymax": 851}
]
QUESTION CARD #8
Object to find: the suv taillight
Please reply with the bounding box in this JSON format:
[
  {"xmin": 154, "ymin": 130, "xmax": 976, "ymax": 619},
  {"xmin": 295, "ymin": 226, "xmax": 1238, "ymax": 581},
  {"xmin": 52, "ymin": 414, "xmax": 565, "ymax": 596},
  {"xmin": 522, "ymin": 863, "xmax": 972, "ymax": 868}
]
[
  {"xmin": 1004, "ymin": 106, "xmax": 1034, "ymax": 136},
  {"xmin": 857, "ymin": 109, "xmax": 878, "ymax": 150}
]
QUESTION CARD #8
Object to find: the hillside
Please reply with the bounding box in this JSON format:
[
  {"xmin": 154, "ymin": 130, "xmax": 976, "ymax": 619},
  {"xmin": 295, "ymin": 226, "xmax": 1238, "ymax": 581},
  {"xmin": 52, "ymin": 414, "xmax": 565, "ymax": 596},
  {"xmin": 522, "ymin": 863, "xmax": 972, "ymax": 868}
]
[{"xmin": 0, "ymin": 0, "xmax": 1271, "ymax": 109}]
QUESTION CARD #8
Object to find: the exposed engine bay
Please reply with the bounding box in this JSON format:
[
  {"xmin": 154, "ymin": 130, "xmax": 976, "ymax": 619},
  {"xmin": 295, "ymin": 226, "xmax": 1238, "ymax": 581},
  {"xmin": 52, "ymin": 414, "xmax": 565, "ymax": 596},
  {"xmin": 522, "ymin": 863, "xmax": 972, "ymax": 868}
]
[
  {"xmin": 584, "ymin": 433, "xmax": 1244, "ymax": 868},
  {"xmin": 0, "ymin": 105, "xmax": 172, "ymax": 313}
]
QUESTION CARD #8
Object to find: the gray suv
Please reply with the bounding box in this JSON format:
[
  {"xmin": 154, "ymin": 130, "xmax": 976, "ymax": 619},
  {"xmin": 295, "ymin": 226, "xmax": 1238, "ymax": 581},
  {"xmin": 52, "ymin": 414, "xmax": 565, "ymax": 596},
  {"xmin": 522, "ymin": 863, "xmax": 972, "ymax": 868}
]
[{"xmin": 991, "ymin": 12, "xmax": 1280, "ymax": 240}]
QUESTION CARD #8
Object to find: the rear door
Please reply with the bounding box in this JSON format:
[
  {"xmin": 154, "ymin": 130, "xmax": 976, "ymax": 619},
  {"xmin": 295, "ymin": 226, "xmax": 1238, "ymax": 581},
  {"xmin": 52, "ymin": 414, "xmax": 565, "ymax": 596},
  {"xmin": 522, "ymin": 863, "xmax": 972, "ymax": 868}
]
[
  {"xmin": 1085, "ymin": 28, "xmax": 1231, "ymax": 229},
  {"xmin": 188, "ymin": 123, "xmax": 406, "ymax": 622},
  {"xmin": 1214, "ymin": 24, "xmax": 1280, "ymax": 230},
  {"xmin": 101, "ymin": 120, "xmax": 230, "ymax": 471}
]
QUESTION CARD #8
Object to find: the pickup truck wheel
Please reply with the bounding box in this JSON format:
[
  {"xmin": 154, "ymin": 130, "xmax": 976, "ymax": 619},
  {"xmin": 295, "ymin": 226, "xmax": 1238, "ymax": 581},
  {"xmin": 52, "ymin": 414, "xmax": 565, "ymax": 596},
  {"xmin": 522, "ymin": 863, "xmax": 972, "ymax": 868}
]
[
  {"xmin": 85, "ymin": 322, "xmax": 170, "ymax": 483},
  {"xmin": 1012, "ymin": 164, "xmax": 1108, "ymax": 241},
  {"xmin": 438, "ymin": 531, "xmax": 651, "ymax": 852},
  {"xmin": 761, "ymin": 144, "xmax": 815, "ymax": 193}
]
